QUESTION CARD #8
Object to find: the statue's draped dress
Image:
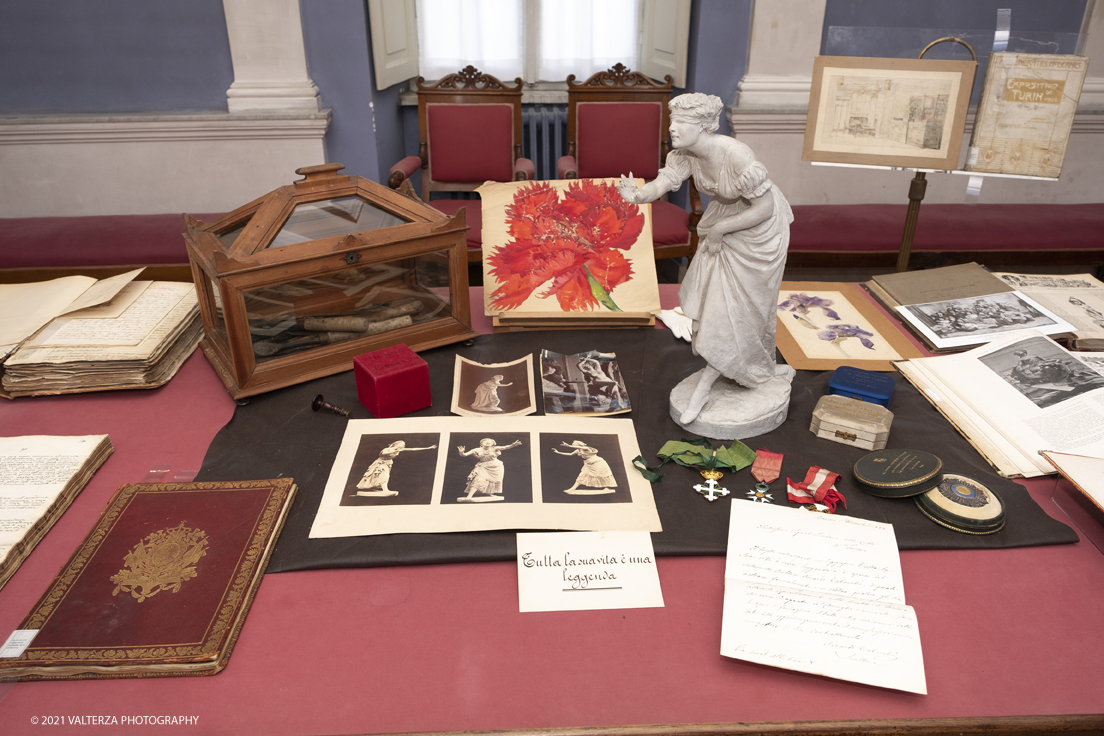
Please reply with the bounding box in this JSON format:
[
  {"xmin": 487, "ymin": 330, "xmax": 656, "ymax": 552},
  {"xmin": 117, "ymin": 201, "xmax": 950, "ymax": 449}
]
[{"xmin": 659, "ymin": 146, "xmax": 793, "ymax": 389}]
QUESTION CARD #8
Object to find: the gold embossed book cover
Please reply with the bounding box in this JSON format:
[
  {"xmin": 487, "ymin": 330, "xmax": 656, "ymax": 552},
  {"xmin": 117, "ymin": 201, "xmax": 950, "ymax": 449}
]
[{"xmin": 0, "ymin": 479, "xmax": 295, "ymax": 681}]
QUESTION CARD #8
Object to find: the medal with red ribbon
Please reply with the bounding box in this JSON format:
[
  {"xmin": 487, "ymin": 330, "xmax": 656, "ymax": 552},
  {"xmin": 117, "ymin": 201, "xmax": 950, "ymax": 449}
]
[
  {"xmin": 746, "ymin": 449, "xmax": 783, "ymax": 503},
  {"xmin": 787, "ymin": 466, "xmax": 847, "ymax": 513}
]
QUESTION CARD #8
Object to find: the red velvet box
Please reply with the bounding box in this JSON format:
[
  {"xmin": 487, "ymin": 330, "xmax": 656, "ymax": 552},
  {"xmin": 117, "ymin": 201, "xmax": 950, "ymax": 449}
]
[{"xmin": 353, "ymin": 344, "xmax": 431, "ymax": 418}]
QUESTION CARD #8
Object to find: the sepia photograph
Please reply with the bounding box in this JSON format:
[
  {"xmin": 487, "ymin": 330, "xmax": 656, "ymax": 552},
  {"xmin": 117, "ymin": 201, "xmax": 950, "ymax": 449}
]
[
  {"xmin": 451, "ymin": 353, "xmax": 537, "ymax": 417},
  {"xmin": 804, "ymin": 56, "xmax": 975, "ymax": 169},
  {"xmin": 340, "ymin": 433, "xmax": 441, "ymax": 507},
  {"xmin": 979, "ymin": 335, "xmax": 1104, "ymax": 409},
  {"xmin": 897, "ymin": 291, "xmax": 1073, "ymax": 350},
  {"xmin": 539, "ymin": 432, "xmax": 633, "ymax": 504},
  {"xmin": 442, "ymin": 431, "xmax": 532, "ymax": 505},
  {"xmin": 540, "ymin": 349, "xmax": 630, "ymax": 415}
]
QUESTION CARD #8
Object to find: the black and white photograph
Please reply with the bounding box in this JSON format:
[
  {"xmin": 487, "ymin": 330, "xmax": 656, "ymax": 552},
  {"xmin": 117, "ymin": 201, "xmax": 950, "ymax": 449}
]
[
  {"xmin": 340, "ymin": 433, "xmax": 440, "ymax": 506},
  {"xmin": 310, "ymin": 417, "xmax": 660, "ymax": 538},
  {"xmin": 897, "ymin": 291, "xmax": 1073, "ymax": 350},
  {"xmin": 442, "ymin": 432, "xmax": 532, "ymax": 504},
  {"xmin": 980, "ymin": 335, "xmax": 1104, "ymax": 409},
  {"xmin": 540, "ymin": 349, "xmax": 630, "ymax": 415},
  {"xmin": 451, "ymin": 354, "xmax": 537, "ymax": 417},
  {"xmin": 539, "ymin": 432, "xmax": 632, "ymax": 504}
]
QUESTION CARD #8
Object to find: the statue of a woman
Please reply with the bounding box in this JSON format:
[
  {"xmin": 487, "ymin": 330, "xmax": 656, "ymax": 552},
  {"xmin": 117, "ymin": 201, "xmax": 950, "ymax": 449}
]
[
  {"xmin": 619, "ymin": 93, "xmax": 795, "ymax": 437},
  {"xmin": 457, "ymin": 438, "xmax": 522, "ymax": 501},
  {"xmin": 471, "ymin": 375, "xmax": 512, "ymax": 412}
]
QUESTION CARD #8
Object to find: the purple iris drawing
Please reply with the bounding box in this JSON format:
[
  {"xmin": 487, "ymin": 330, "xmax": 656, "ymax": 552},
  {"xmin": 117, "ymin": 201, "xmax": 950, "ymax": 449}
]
[
  {"xmin": 778, "ymin": 293, "xmax": 840, "ymax": 330},
  {"xmin": 778, "ymin": 293, "xmax": 841, "ymax": 321},
  {"xmin": 818, "ymin": 324, "xmax": 876, "ymax": 352}
]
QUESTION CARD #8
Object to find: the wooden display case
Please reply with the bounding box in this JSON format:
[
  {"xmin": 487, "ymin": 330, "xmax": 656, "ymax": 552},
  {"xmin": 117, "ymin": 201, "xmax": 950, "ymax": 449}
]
[{"xmin": 183, "ymin": 163, "xmax": 478, "ymax": 399}]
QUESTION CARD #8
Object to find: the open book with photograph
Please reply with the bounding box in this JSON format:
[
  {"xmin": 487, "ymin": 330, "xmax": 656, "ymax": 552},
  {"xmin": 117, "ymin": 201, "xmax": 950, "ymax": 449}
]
[{"xmin": 896, "ymin": 331, "xmax": 1104, "ymax": 478}]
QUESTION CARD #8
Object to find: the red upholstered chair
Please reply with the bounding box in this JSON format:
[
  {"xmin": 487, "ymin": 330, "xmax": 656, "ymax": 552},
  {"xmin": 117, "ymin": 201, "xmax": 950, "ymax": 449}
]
[
  {"xmin": 388, "ymin": 66, "xmax": 535, "ymax": 262},
  {"xmin": 557, "ymin": 64, "xmax": 702, "ymax": 262}
]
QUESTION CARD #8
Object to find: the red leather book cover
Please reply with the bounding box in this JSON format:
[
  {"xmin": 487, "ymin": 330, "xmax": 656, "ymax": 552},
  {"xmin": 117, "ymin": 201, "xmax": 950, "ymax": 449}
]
[{"xmin": 0, "ymin": 478, "xmax": 295, "ymax": 680}]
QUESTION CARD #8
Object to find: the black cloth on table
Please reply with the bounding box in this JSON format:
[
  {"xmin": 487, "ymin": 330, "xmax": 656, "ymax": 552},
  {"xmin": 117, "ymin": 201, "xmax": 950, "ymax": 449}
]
[{"xmin": 193, "ymin": 329, "xmax": 1078, "ymax": 573}]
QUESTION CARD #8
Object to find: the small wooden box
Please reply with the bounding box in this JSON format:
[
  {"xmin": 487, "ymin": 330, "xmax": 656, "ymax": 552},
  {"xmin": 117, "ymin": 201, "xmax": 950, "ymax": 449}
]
[
  {"xmin": 810, "ymin": 394, "xmax": 893, "ymax": 451},
  {"xmin": 183, "ymin": 164, "xmax": 478, "ymax": 399},
  {"xmin": 354, "ymin": 344, "xmax": 431, "ymax": 418}
]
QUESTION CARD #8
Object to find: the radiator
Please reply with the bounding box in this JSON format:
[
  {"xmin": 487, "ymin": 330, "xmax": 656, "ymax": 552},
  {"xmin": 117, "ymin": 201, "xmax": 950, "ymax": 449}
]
[{"xmin": 522, "ymin": 105, "xmax": 568, "ymax": 180}]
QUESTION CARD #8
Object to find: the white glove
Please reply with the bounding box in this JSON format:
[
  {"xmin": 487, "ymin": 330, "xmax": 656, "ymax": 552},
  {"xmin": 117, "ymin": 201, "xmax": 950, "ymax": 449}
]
[{"xmin": 658, "ymin": 307, "xmax": 693, "ymax": 342}]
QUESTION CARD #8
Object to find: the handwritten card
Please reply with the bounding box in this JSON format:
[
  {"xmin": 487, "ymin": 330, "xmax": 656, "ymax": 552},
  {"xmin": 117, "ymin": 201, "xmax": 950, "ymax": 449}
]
[
  {"xmin": 720, "ymin": 503, "xmax": 926, "ymax": 694},
  {"xmin": 516, "ymin": 531, "xmax": 664, "ymax": 612}
]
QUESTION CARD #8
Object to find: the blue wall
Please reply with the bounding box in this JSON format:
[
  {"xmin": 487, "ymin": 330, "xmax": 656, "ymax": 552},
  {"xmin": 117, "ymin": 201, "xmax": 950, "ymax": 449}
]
[
  {"xmin": 685, "ymin": 0, "xmax": 753, "ymax": 137},
  {"xmin": 0, "ymin": 0, "xmax": 233, "ymax": 114},
  {"xmin": 302, "ymin": 0, "xmax": 387, "ymax": 184}
]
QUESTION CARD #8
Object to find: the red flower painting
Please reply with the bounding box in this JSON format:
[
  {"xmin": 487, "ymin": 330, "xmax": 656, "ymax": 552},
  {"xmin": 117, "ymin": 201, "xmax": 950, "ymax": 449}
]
[{"xmin": 487, "ymin": 180, "xmax": 645, "ymax": 312}]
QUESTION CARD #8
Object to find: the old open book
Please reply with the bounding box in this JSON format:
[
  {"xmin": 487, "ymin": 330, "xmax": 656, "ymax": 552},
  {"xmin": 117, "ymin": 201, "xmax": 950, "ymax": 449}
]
[
  {"xmin": 1, "ymin": 277, "xmax": 201, "ymax": 398},
  {"xmin": 896, "ymin": 331, "xmax": 1104, "ymax": 478},
  {"xmin": 0, "ymin": 479, "xmax": 295, "ymax": 681},
  {"xmin": 0, "ymin": 434, "xmax": 113, "ymax": 591}
]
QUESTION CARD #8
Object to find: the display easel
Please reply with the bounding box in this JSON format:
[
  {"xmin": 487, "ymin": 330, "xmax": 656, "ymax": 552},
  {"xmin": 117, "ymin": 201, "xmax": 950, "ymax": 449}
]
[{"xmin": 812, "ymin": 11, "xmax": 1068, "ymax": 272}]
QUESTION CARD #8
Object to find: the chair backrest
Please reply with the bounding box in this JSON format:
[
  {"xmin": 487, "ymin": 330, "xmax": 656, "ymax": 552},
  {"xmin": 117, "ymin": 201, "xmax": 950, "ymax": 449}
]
[
  {"xmin": 566, "ymin": 64, "xmax": 673, "ymax": 181},
  {"xmin": 416, "ymin": 66, "xmax": 525, "ymax": 200}
]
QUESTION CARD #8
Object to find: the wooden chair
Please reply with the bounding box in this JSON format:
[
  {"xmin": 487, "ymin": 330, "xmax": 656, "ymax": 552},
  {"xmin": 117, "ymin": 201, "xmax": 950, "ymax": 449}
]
[
  {"xmin": 388, "ymin": 66, "xmax": 535, "ymax": 263},
  {"xmin": 558, "ymin": 64, "xmax": 702, "ymax": 262}
]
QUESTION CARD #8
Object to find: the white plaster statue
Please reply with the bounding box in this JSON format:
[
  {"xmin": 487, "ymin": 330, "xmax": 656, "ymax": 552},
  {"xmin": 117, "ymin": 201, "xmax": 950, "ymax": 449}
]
[{"xmin": 618, "ymin": 93, "xmax": 795, "ymax": 439}]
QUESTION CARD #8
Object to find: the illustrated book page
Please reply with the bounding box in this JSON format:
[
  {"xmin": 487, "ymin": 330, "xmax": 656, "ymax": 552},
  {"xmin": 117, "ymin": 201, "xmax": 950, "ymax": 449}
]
[
  {"xmin": 896, "ymin": 331, "xmax": 1104, "ymax": 478},
  {"xmin": 540, "ymin": 349, "xmax": 631, "ymax": 416},
  {"xmin": 451, "ymin": 354, "xmax": 537, "ymax": 418},
  {"xmin": 0, "ymin": 435, "xmax": 113, "ymax": 591},
  {"xmin": 894, "ymin": 290, "xmax": 1073, "ymax": 350},
  {"xmin": 720, "ymin": 502, "xmax": 926, "ymax": 694},
  {"xmin": 309, "ymin": 416, "xmax": 661, "ymax": 538},
  {"xmin": 478, "ymin": 178, "xmax": 661, "ymax": 318},
  {"xmin": 0, "ymin": 479, "xmax": 296, "ymax": 681},
  {"xmin": 966, "ymin": 53, "xmax": 1088, "ymax": 177},
  {"xmin": 993, "ymin": 272, "xmax": 1104, "ymax": 349},
  {"xmin": 775, "ymin": 282, "xmax": 924, "ymax": 371}
]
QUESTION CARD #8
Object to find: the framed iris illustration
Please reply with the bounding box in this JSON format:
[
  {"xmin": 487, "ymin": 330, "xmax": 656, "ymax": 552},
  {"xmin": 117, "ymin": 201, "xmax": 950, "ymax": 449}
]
[{"xmin": 775, "ymin": 282, "xmax": 924, "ymax": 371}]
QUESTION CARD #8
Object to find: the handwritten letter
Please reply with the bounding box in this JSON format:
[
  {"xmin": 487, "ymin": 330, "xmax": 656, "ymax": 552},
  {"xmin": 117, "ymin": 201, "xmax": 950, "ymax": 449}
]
[{"xmin": 720, "ymin": 503, "xmax": 926, "ymax": 694}]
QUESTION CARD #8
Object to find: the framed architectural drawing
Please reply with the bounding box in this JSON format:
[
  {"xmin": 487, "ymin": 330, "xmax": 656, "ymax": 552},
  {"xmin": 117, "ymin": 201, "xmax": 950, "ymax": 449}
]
[
  {"xmin": 965, "ymin": 53, "xmax": 1088, "ymax": 178},
  {"xmin": 478, "ymin": 178, "xmax": 661, "ymax": 328},
  {"xmin": 775, "ymin": 282, "xmax": 925, "ymax": 371},
  {"xmin": 309, "ymin": 416, "xmax": 661, "ymax": 537},
  {"xmin": 804, "ymin": 56, "xmax": 976, "ymax": 170}
]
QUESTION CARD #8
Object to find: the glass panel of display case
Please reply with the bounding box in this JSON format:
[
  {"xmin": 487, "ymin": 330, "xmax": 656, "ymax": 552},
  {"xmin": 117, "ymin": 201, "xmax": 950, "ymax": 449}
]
[
  {"xmin": 268, "ymin": 196, "xmax": 408, "ymax": 249},
  {"xmin": 245, "ymin": 252, "xmax": 453, "ymax": 363},
  {"xmin": 217, "ymin": 222, "xmax": 247, "ymax": 248},
  {"xmin": 206, "ymin": 274, "xmax": 229, "ymax": 347}
]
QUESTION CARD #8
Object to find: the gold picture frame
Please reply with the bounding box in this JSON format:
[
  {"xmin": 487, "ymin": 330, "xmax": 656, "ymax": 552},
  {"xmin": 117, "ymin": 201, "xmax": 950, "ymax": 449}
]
[{"xmin": 803, "ymin": 56, "xmax": 977, "ymax": 170}]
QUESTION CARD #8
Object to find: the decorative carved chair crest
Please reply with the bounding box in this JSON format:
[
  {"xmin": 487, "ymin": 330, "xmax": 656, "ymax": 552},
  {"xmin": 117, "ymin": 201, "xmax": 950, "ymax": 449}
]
[
  {"xmin": 417, "ymin": 65, "xmax": 523, "ymax": 93},
  {"xmin": 567, "ymin": 63, "xmax": 672, "ymax": 90}
]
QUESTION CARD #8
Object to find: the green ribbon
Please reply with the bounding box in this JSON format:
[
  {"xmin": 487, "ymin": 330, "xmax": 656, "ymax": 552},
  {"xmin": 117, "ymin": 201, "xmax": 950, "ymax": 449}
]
[{"xmin": 632, "ymin": 438, "xmax": 756, "ymax": 482}]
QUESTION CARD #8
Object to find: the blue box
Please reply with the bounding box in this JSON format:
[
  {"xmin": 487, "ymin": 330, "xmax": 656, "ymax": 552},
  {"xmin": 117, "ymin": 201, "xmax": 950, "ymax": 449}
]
[{"xmin": 828, "ymin": 366, "xmax": 895, "ymax": 407}]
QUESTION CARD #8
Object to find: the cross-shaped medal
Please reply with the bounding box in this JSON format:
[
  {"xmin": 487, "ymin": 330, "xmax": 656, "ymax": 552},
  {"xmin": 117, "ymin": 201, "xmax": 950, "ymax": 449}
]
[{"xmin": 693, "ymin": 476, "xmax": 730, "ymax": 502}]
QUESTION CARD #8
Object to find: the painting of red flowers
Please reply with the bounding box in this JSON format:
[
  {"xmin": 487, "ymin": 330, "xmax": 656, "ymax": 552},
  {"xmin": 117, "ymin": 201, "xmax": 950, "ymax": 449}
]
[{"xmin": 478, "ymin": 179, "xmax": 660, "ymax": 315}]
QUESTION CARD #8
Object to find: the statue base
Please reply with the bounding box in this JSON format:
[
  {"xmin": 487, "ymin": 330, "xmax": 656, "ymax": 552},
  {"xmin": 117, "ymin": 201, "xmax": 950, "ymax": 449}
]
[{"xmin": 670, "ymin": 365, "xmax": 796, "ymax": 440}]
